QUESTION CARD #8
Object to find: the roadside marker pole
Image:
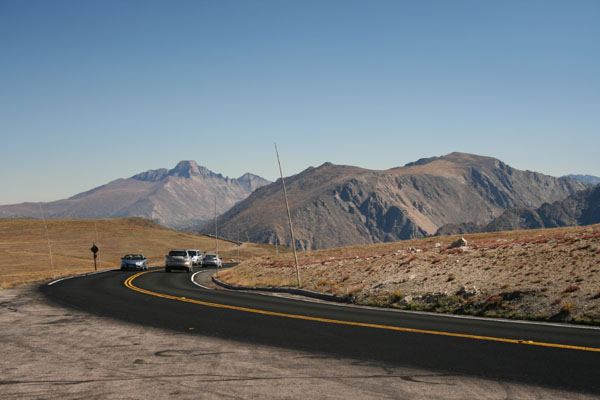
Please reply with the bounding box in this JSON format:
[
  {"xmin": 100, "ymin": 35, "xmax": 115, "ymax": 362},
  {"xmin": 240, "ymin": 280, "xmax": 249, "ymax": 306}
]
[
  {"xmin": 39, "ymin": 204, "xmax": 55, "ymax": 278},
  {"xmin": 275, "ymin": 143, "xmax": 301, "ymax": 287}
]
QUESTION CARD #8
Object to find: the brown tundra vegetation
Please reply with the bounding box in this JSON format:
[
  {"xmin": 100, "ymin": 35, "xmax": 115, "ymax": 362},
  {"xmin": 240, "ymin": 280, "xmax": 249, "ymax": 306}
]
[{"xmin": 216, "ymin": 224, "xmax": 600, "ymax": 325}]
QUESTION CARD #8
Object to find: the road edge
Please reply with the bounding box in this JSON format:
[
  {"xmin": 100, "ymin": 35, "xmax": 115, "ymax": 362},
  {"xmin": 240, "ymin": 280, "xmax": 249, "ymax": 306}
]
[{"xmin": 211, "ymin": 275, "xmax": 348, "ymax": 303}]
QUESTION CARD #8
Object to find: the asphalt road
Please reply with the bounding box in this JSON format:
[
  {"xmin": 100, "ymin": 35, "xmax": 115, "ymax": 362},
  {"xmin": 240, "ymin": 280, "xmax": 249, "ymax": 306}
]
[{"xmin": 41, "ymin": 267, "xmax": 600, "ymax": 395}]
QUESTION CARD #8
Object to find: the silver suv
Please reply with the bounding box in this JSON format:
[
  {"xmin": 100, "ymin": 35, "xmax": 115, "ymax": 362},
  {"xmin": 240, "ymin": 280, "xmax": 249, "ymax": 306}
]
[{"xmin": 165, "ymin": 250, "xmax": 193, "ymax": 273}]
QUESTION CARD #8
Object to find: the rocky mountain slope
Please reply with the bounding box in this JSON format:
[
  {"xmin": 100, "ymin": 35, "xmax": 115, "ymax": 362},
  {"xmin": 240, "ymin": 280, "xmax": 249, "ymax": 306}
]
[
  {"xmin": 449, "ymin": 184, "xmax": 600, "ymax": 234},
  {"xmin": 209, "ymin": 153, "xmax": 587, "ymax": 250},
  {"xmin": 436, "ymin": 184, "xmax": 600, "ymax": 236},
  {"xmin": 0, "ymin": 161, "xmax": 270, "ymax": 229}
]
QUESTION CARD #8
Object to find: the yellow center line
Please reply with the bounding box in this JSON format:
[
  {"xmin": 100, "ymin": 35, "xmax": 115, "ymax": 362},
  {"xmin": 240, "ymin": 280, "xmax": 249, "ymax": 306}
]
[{"xmin": 125, "ymin": 270, "xmax": 600, "ymax": 353}]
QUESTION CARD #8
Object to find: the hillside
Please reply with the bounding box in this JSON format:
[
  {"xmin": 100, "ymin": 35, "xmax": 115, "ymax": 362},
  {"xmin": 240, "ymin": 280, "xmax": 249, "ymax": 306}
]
[
  {"xmin": 0, "ymin": 217, "xmax": 282, "ymax": 289},
  {"xmin": 437, "ymin": 184, "xmax": 600, "ymax": 235},
  {"xmin": 216, "ymin": 224, "xmax": 600, "ymax": 325},
  {"xmin": 210, "ymin": 153, "xmax": 587, "ymax": 250},
  {"xmin": 0, "ymin": 161, "xmax": 271, "ymax": 229}
]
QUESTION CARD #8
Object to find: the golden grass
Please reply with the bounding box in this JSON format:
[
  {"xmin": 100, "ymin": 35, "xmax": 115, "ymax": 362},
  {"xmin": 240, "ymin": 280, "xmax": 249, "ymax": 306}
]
[{"xmin": 0, "ymin": 217, "xmax": 284, "ymax": 289}]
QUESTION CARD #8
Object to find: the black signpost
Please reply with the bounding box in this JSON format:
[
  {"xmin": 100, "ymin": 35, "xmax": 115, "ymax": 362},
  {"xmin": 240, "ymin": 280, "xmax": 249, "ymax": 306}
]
[{"xmin": 91, "ymin": 243, "xmax": 99, "ymax": 271}]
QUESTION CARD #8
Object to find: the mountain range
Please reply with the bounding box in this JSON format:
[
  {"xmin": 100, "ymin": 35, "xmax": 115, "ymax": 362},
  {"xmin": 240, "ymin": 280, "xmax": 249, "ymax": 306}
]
[
  {"xmin": 208, "ymin": 153, "xmax": 588, "ymax": 250},
  {"xmin": 566, "ymin": 174, "xmax": 600, "ymax": 185},
  {"xmin": 436, "ymin": 183, "xmax": 600, "ymax": 235},
  {"xmin": 0, "ymin": 161, "xmax": 270, "ymax": 229}
]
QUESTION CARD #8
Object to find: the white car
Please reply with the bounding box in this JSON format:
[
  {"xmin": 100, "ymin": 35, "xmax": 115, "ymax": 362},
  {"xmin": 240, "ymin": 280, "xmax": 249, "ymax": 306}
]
[
  {"xmin": 186, "ymin": 249, "xmax": 202, "ymax": 266},
  {"xmin": 202, "ymin": 253, "xmax": 222, "ymax": 268},
  {"xmin": 120, "ymin": 254, "xmax": 148, "ymax": 271}
]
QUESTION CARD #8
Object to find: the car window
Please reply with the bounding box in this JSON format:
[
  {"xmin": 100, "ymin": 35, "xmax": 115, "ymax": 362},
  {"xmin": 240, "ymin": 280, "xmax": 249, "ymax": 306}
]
[{"xmin": 169, "ymin": 250, "xmax": 188, "ymax": 257}]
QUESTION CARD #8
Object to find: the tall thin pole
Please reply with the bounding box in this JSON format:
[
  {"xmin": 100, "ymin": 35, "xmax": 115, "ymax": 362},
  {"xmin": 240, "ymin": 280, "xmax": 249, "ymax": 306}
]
[
  {"xmin": 39, "ymin": 204, "xmax": 55, "ymax": 278},
  {"xmin": 215, "ymin": 196, "xmax": 218, "ymax": 265},
  {"xmin": 275, "ymin": 143, "xmax": 301, "ymax": 287}
]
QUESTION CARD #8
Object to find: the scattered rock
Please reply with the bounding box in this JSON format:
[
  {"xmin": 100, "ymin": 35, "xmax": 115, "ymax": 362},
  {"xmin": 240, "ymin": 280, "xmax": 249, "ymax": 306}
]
[{"xmin": 449, "ymin": 237, "xmax": 468, "ymax": 249}]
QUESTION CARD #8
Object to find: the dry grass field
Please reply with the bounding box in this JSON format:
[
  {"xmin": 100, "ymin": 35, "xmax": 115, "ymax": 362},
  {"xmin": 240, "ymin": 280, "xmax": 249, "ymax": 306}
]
[
  {"xmin": 217, "ymin": 224, "xmax": 600, "ymax": 325},
  {"xmin": 0, "ymin": 217, "xmax": 283, "ymax": 289}
]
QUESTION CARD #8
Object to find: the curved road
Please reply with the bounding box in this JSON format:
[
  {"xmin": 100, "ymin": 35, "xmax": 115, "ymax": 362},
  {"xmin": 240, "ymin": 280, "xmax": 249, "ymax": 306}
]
[{"xmin": 41, "ymin": 267, "xmax": 600, "ymax": 395}]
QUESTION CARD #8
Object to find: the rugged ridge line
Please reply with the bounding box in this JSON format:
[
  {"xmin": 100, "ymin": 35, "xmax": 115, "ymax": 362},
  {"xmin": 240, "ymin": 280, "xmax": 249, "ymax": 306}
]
[{"xmin": 210, "ymin": 153, "xmax": 587, "ymax": 250}]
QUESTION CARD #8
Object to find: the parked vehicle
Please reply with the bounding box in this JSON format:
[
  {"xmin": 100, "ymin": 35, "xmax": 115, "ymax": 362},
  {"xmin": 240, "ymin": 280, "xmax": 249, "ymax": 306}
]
[
  {"xmin": 165, "ymin": 250, "xmax": 193, "ymax": 273},
  {"xmin": 202, "ymin": 253, "xmax": 222, "ymax": 268},
  {"xmin": 186, "ymin": 249, "xmax": 202, "ymax": 266},
  {"xmin": 120, "ymin": 254, "xmax": 148, "ymax": 271}
]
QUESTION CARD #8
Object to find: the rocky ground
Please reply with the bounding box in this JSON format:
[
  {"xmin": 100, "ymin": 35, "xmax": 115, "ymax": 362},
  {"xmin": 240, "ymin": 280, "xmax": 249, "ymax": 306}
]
[{"xmin": 216, "ymin": 224, "xmax": 600, "ymax": 325}]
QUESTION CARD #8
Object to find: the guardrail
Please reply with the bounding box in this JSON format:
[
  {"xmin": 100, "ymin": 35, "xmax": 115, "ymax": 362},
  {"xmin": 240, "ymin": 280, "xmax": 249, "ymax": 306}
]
[{"xmin": 211, "ymin": 276, "xmax": 348, "ymax": 303}]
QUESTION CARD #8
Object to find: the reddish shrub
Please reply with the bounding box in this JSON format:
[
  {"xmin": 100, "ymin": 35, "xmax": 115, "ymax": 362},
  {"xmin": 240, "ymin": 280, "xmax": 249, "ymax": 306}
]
[
  {"xmin": 563, "ymin": 285, "xmax": 580, "ymax": 293},
  {"xmin": 551, "ymin": 298, "xmax": 562, "ymax": 306}
]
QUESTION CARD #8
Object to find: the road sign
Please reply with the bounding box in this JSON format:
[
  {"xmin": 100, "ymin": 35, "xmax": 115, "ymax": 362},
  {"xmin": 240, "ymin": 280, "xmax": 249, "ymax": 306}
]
[{"xmin": 91, "ymin": 244, "xmax": 99, "ymax": 254}]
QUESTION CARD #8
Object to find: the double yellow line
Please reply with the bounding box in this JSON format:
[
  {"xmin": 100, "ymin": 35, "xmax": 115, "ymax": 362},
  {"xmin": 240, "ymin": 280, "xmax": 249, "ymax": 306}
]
[{"xmin": 125, "ymin": 270, "xmax": 600, "ymax": 353}]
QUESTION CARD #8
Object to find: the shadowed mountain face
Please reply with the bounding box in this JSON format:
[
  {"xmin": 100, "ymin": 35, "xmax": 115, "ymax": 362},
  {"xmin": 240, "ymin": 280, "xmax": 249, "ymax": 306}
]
[
  {"xmin": 0, "ymin": 161, "xmax": 270, "ymax": 229},
  {"xmin": 210, "ymin": 153, "xmax": 587, "ymax": 250},
  {"xmin": 479, "ymin": 184, "xmax": 600, "ymax": 233},
  {"xmin": 436, "ymin": 183, "xmax": 600, "ymax": 236}
]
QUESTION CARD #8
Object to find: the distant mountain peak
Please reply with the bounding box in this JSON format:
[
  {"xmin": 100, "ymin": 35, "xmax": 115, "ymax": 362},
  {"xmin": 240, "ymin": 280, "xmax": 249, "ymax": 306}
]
[
  {"xmin": 0, "ymin": 161, "xmax": 271, "ymax": 229},
  {"xmin": 403, "ymin": 152, "xmax": 497, "ymax": 168},
  {"xmin": 237, "ymin": 172, "xmax": 272, "ymax": 192},
  {"xmin": 169, "ymin": 160, "xmax": 200, "ymax": 178},
  {"xmin": 319, "ymin": 162, "xmax": 335, "ymax": 168}
]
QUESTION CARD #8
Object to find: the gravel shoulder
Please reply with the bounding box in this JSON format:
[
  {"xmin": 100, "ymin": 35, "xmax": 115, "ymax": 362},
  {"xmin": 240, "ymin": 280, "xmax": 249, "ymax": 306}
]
[{"xmin": 2, "ymin": 283, "xmax": 598, "ymax": 399}]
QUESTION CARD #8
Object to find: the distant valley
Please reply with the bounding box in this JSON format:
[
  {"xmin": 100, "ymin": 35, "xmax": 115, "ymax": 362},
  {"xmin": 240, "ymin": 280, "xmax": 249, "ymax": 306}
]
[{"xmin": 0, "ymin": 161, "xmax": 270, "ymax": 229}]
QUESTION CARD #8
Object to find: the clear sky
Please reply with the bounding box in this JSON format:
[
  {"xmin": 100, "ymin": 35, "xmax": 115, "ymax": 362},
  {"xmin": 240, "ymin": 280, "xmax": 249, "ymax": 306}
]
[{"xmin": 1, "ymin": 0, "xmax": 599, "ymax": 205}]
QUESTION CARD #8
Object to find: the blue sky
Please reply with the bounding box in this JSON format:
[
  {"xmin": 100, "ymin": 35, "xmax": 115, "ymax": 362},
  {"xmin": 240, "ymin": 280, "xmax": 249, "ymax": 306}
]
[{"xmin": 1, "ymin": 0, "xmax": 599, "ymax": 205}]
